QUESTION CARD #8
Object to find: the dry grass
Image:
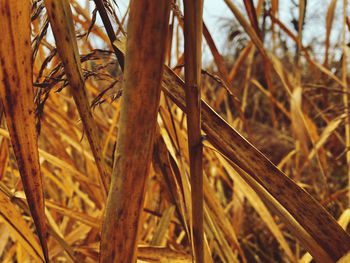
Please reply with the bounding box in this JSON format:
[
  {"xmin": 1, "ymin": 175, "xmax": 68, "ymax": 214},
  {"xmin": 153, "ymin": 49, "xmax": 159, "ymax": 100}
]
[{"xmin": 0, "ymin": 0, "xmax": 350, "ymax": 262}]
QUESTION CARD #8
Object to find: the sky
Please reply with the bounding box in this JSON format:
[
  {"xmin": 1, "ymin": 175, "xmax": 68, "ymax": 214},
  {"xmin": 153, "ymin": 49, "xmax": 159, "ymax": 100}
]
[
  {"xmin": 85, "ymin": 0, "xmax": 348, "ymax": 65},
  {"xmin": 202, "ymin": 0, "xmax": 347, "ymax": 63}
]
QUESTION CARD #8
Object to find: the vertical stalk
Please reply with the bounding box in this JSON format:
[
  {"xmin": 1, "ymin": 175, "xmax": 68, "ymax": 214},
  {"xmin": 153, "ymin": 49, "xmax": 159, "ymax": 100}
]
[
  {"xmin": 183, "ymin": 0, "xmax": 204, "ymax": 262},
  {"xmin": 100, "ymin": 1, "xmax": 170, "ymax": 262},
  {"xmin": 342, "ymin": 0, "xmax": 350, "ymax": 206}
]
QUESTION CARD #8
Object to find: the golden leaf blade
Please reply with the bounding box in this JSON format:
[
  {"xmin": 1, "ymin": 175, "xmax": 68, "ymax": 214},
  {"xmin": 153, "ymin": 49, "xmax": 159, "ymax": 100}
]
[
  {"xmin": 0, "ymin": 2, "xmax": 48, "ymax": 261},
  {"xmin": 0, "ymin": 190, "xmax": 44, "ymax": 262}
]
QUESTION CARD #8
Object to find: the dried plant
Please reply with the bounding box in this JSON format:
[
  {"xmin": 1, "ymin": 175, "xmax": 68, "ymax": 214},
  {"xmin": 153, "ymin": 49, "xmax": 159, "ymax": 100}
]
[{"xmin": 0, "ymin": 0, "xmax": 350, "ymax": 262}]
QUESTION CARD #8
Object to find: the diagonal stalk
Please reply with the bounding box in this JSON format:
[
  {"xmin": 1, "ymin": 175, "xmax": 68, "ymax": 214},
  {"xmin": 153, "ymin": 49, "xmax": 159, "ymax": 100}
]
[
  {"xmin": 44, "ymin": 0, "xmax": 111, "ymax": 197},
  {"xmin": 93, "ymin": 0, "xmax": 125, "ymax": 71}
]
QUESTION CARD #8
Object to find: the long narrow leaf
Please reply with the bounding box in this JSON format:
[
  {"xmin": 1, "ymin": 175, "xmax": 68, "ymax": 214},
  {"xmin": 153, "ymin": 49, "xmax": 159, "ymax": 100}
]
[
  {"xmin": 0, "ymin": 190, "xmax": 44, "ymax": 262},
  {"xmin": 161, "ymin": 66, "xmax": 350, "ymax": 261},
  {"xmin": 114, "ymin": 27, "xmax": 350, "ymax": 263},
  {"xmin": 0, "ymin": 2, "xmax": 48, "ymax": 261}
]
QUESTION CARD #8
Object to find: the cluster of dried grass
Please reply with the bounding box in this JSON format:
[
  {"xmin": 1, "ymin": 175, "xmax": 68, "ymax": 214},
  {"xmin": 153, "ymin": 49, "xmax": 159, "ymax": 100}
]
[{"xmin": 0, "ymin": 0, "xmax": 350, "ymax": 262}]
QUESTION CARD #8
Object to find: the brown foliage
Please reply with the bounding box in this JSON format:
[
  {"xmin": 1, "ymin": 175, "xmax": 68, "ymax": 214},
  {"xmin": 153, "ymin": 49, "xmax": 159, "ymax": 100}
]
[{"xmin": 0, "ymin": 0, "xmax": 349, "ymax": 262}]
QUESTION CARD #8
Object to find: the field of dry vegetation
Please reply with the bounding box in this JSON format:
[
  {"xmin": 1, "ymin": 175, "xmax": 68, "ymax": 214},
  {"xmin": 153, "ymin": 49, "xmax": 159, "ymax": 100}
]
[{"xmin": 1, "ymin": 0, "xmax": 350, "ymax": 262}]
